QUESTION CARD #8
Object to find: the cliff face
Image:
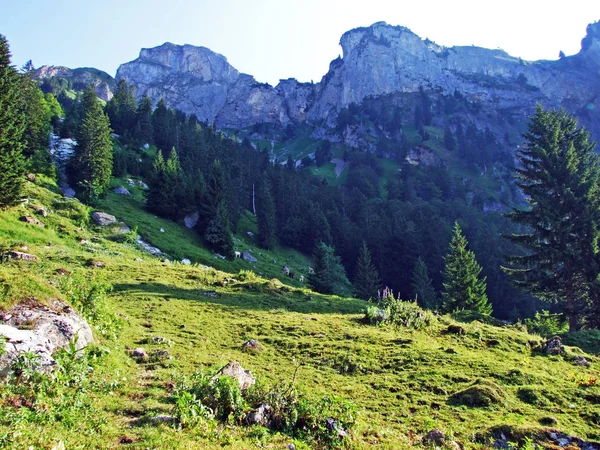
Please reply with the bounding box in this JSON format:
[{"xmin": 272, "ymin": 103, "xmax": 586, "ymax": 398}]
[
  {"xmin": 115, "ymin": 21, "xmax": 600, "ymax": 135},
  {"xmin": 32, "ymin": 66, "xmax": 115, "ymax": 101}
]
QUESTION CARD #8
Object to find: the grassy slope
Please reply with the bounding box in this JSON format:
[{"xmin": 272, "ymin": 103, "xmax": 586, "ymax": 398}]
[{"xmin": 1, "ymin": 178, "xmax": 599, "ymax": 449}]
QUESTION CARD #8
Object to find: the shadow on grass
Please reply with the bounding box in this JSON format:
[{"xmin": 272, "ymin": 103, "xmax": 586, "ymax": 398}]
[{"xmin": 113, "ymin": 281, "xmax": 364, "ymax": 315}]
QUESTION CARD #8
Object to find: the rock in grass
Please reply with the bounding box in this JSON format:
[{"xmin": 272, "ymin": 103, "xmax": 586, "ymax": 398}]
[
  {"xmin": 242, "ymin": 339, "xmax": 260, "ymax": 352},
  {"xmin": 132, "ymin": 348, "xmax": 147, "ymax": 358},
  {"xmin": 245, "ymin": 403, "xmax": 272, "ymax": 426},
  {"xmin": 216, "ymin": 361, "xmax": 255, "ymax": 391},
  {"xmin": 450, "ymin": 379, "xmax": 505, "ymax": 407},
  {"xmin": 541, "ymin": 335, "xmax": 564, "ymax": 355},
  {"xmin": 573, "ymin": 355, "xmax": 590, "ymax": 367},
  {"xmin": 242, "ymin": 251, "xmax": 258, "ymax": 263},
  {"xmin": 91, "ymin": 211, "xmax": 116, "ymax": 226},
  {"xmin": 539, "ymin": 416, "xmax": 558, "ymax": 426},
  {"xmin": 423, "ymin": 429, "xmax": 446, "ymax": 445},
  {"xmin": 19, "ymin": 216, "xmax": 44, "ymax": 227},
  {"xmin": 113, "ymin": 186, "xmax": 131, "ymax": 195},
  {"xmin": 445, "ymin": 325, "xmax": 465, "ymax": 335},
  {"xmin": 7, "ymin": 251, "xmax": 38, "ymax": 262}
]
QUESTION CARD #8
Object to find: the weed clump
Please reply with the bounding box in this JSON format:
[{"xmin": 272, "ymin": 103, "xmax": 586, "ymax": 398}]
[
  {"xmin": 450, "ymin": 379, "xmax": 506, "ymax": 407},
  {"xmin": 364, "ymin": 288, "xmax": 435, "ymax": 330}
]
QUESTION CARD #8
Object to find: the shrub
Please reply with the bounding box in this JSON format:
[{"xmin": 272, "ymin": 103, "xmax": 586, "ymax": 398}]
[
  {"xmin": 524, "ymin": 310, "xmax": 567, "ymax": 337},
  {"xmin": 58, "ymin": 270, "xmax": 121, "ymax": 338},
  {"xmin": 366, "ymin": 288, "xmax": 435, "ymax": 330}
]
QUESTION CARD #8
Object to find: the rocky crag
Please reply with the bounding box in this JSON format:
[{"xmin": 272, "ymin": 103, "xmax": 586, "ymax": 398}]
[{"xmin": 114, "ymin": 21, "xmax": 600, "ymax": 138}]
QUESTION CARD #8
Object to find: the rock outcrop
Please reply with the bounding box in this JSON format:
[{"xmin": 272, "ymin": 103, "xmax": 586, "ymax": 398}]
[
  {"xmin": 0, "ymin": 301, "xmax": 94, "ymax": 376},
  {"xmin": 32, "ymin": 66, "xmax": 114, "ymax": 101},
  {"xmin": 115, "ymin": 21, "xmax": 600, "ymax": 138}
]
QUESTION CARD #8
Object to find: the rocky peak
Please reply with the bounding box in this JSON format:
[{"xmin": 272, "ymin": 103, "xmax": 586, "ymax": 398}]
[
  {"xmin": 31, "ymin": 65, "xmax": 114, "ymax": 101},
  {"xmin": 339, "ymin": 22, "xmax": 418, "ymax": 59}
]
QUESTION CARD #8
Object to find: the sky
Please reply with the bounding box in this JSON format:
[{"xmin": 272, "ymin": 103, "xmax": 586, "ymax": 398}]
[{"xmin": 2, "ymin": 0, "xmax": 599, "ymax": 86}]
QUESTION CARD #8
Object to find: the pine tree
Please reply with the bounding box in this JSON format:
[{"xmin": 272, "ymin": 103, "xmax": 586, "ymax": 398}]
[
  {"xmin": 309, "ymin": 242, "xmax": 350, "ymax": 295},
  {"xmin": 73, "ymin": 87, "xmax": 113, "ymax": 203},
  {"xmin": 504, "ymin": 106, "xmax": 600, "ymax": 331},
  {"xmin": 135, "ymin": 94, "xmax": 153, "ymax": 144},
  {"xmin": 0, "ymin": 34, "xmax": 26, "ymax": 207},
  {"xmin": 412, "ymin": 257, "xmax": 438, "ymax": 310},
  {"xmin": 353, "ymin": 241, "xmax": 381, "ymax": 300},
  {"xmin": 204, "ymin": 201, "xmax": 234, "ymax": 259},
  {"xmin": 442, "ymin": 222, "xmax": 491, "ymax": 315},
  {"xmin": 106, "ymin": 79, "xmax": 137, "ymax": 137},
  {"xmin": 256, "ymin": 179, "xmax": 276, "ymax": 250}
]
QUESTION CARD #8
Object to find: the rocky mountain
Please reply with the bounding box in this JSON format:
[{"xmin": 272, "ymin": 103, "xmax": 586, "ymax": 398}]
[
  {"xmin": 115, "ymin": 21, "xmax": 600, "ymax": 138},
  {"xmin": 32, "ymin": 65, "xmax": 115, "ymax": 101}
]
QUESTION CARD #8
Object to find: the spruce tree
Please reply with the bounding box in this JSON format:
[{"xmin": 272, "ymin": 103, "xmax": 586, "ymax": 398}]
[
  {"xmin": 411, "ymin": 257, "xmax": 438, "ymax": 310},
  {"xmin": 74, "ymin": 87, "xmax": 113, "ymax": 203},
  {"xmin": 504, "ymin": 106, "xmax": 600, "ymax": 331},
  {"xmin": 442, "ymin": 222, "xmax": 491, "ymax": 314},
  {"xmin": 204, "ymin": 201, "xmax": 234, "ymax": 259},
  {"xmin": 0, "ymin": 34, "xmax": 26, "ymax": 207},
  {"xmin": 309, "ymin": 242, "xmax": 350, "ymax": 295},
  {"xmin": 353, "ymin": 241, "xmax": 381, "ymax": 300},
  {"xmin": 256, "ymin": 179, "xmax": 276, "ymax": 250},
  {"xmin": 135, "ymin": 94, "xmax": 153, "ymax": 144},
  {"xmin": 146, "ymin": 149, "xmax": 169, "ymax": 216}
]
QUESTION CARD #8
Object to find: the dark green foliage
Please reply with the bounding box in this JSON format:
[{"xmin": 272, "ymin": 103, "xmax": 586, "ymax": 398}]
[
  {"xmin": 442, "ymin": 222, "xmax": 491, "ymax": 315},
  {"xmin": 106, "ymin": 79, "xmax": 137, "ymax": 138},
  {"xmin": 204, "ymin": 201, "xmax": 234, "ymax": 259},
  {"xmin": 411, "ymin": 257, "xmax": 438, "ymax": 310},
  {"xmin": 309, "ymin": 242, "xmax": 350, "ymax": 295},
  {"xmin": 135, "ymin": 93, "xmax": 153, "ymax": 144},
  {"xmin": 524, "ymin": 310, "xmax": 567, "ymax": 337},
  {"xmin": 0, "ymin": 34, "xmax": 26, "ymax": 207},
  {"xmin": 256, "ymin": 179, "xmax": 276, "ymax": 250},
  {"xmin": 504, "ymin": 106, "xmax": 600, "ymax": 331},
  {"xmin": 20, "ymin": 75, "xmax": 52, "ymax": 159},
  {"xmin": 353, "ymin": 241, "xmax": 380, "ymax": 300},
  {"xmin": 444, "ymin": 125, "xmax": 456, "ymax": 151},
  {"xmin": 72, "ymin": 87, "xmax": 113, "ymax": 203}
]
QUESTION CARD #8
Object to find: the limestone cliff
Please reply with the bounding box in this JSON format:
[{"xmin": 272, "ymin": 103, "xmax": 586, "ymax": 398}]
[
  {"xmin": 115, "ymin": 20, "xmax": 600, "ymax": 138},
  {"xmin": 32, "ymin": 65, "xmax": 115, "ymax": 101}
]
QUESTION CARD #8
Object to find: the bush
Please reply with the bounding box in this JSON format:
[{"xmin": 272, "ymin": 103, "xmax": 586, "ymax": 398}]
[
  {"xmin": 365, "ymin": 288, "xmax": 435, "ymax": 330},
  {"xmin": 524, "ymin": 310, "xmax": 567, "ymax": 337},
  {"xmin": 58, "ymin": 270, "xmax": 121, "ymax": 338}
]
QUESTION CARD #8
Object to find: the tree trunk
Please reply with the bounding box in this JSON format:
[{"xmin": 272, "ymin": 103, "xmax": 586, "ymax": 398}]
[{"xmin": 565, "ymin": 270, "xmax": 579, "ymax": 332}]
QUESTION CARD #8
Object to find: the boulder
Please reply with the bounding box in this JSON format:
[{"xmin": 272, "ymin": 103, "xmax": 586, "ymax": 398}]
[
  {"xmin": 132, "ymin": 348, "xmax": 147, "ymax": 358},
  {"xmin": 113, "ymin": 186, "xmax": 131, "ymax": 195},
  {"xmin": 181, "ymin": 258, "xmax": 191, "ymax": 265},
  {"xmin": 20, "ymin": 216, "xmax": 44, "ymax": 227},
  {"xmin": 574, "ymin": 355, "xmax": 590, "ymax": 367},
  {"xmin": 216, "ymin": 361, "xmax": 256, "ymax": 391},
  {"xmin": 242, "ymin": 251, "xmax": 257, "ymax": 263},
  {"xmin": 242, "ymin": 339, "xmax": 260, "ymax": 352},
  {"xmin": 91, "ymin": 211, "xmax": 117, "ymax": 226},
  {"xmin": 159, "ymin": 227, "xmax": 165, "ymax": 233},
  {"xmin": 7, "ymin": 251, "xmax": 38, "ymax": 262},
  {"xmin": 0, "ymin": 301, "xmax": 93, "ymax": 377},
  {"xmin": 423, "ymin": 430, "xmax": 446, "ymax": 445},
  {"xmin": 245, "ymin": 403, "xmax": 272, "ymax": 426},
  {"xmin": 184, "ymin": 211, "xmax": 199, "ymax": 229},
  {"xmin": 542, "ymin": 336, "xmax": 564, "ymax": 355},
  {"xmin": 36, "ymin": 207, "xmax": 48, "ymax": 217}
]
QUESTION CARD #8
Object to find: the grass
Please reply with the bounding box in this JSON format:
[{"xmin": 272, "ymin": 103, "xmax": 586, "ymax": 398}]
[{"xmin": 0, "ymin": 177, "xmax": 599, "ymax": 449}]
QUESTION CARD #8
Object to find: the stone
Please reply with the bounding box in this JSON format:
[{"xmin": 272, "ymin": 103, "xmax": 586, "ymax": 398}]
[
  {"xmin": 88, "ymin": 261, "xmax": 105, "ymax": 268},
  {"xmin": 542, "ymin": 335, "xmax": 564, "ymax": 355},
  {"xmin": 242, "ymin": 251, "xmax": 257, "ymax": 263},
  {"xmin": 20, "ymin": 216, "xmax": 44, "ymax": 227},
  {"xmin": 242, "ymin": 339, "xmax": 260, "ymax": 352},
  {"xmin": 0, "ymin": 300, "xmax": 93, "ymax": 377},
  {"xmin": 159, "ymin": 227, "xmax": 165, "ymax": 233},
  {"xmin": 574, "ymin": 355, "xmax": 590, "ymax": 367},
  {"xmin": 247, "ymin": 231, "xmax": 255, "ymax": 237},
  {"xmin": 26, "ymin": 173, "xmax": 36, "ymax": 181},
  {"xmin": 36, "ymin": 207, "xmax": 48, "ymax": 217},
  {"xmin": 113, "ymin": 186, "xmax": 131, "ymax": 195},
  {"xmin": 181, "ymin": 258, "xmax": 191, "ymax": 265},
  {"xmin": 445, "ymin": 325, "xmax": 465, "ymax": 335},
  {"xmin": 91, "ymin": 211, "xmax": 117, "ymax": 226},
  {"xmin": 325, "ymin": 418, "xmax": 347, "ymax": 439},
  {"xmin": 132, "ymin": 348, "xmax": 147, "ymax": 358},
  {"xmin": 152, "ymin": 350, "xmax": 170, "ymax": 359},
  {"xmin": 216, "ymin": 361, "xmax": 256, "ymax": 391},
  {"xmin": 245, "ymin": 403, "xmax": 272, "ymax": 426},
  {"xmin": 539, "ymin": 416, "xmax": 558, "ymax": 426},
  {"xmin": 184, "ymin": 211, "xmax": 199, "ymax": 229},
  {"xmin": 423, "ymin": 430, "xmax": 446, "ymax": 445},
  {"xmin": 7, "ymin": 251, "xmax": 38, "ymax": 262},
  {"xmin": 149, "ymin": 414, "xmax": 176, "ymax": 424},
  {"xmin": 136, "ymin": 238, "xmax": 162, "ymax": 256}
]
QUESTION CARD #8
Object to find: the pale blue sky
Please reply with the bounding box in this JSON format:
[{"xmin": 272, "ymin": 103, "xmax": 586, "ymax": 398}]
[{"xmin": 2, "ymin": 0, "xmax": 599, "ymax": 86}]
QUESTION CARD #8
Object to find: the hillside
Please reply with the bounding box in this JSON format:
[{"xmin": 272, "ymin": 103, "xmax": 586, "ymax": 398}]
[{"xmin": 1, "ymin": 177, "xmax": 599, "ymax": 449}]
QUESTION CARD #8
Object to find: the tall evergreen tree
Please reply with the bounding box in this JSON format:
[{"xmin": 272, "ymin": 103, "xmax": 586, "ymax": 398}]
[
  {"xmin": 411, "ymin": 257, "xmax": 438, "ymax": 310},
  {"xmin": 256, "ymin": 179, "xmax": 277, "ymax": 250},
  {"xmin": 504, "ymin": 106, "xmax": 600, "ymax": 331},
  {"xmin": 106, "ymin": 79, "xmax": 137, "ymax": 137},
  {"xmin": 309, "ymin": 242, "xmax": 350, "ymax": 295},
  {"xmin": 135, "ymin": 94, "xmax": 153, "ymax": 144},
  {"xmin": 0, "ymin": 34, "xmax": 26, "ymax": 207},
  {"xmin": 442, "ymin": 222, "xmax": 491, "ymax": 314},
  {"xmin": 353, "ymin": 241, "xmax": 381, "ymax": 300},
  {"xmin": 73, "ymin": 86, "xmax": 113, "ymax": 203},
  {"xmin": 204, "ymin": 201, "xmax": 234, "ymax": 259}
]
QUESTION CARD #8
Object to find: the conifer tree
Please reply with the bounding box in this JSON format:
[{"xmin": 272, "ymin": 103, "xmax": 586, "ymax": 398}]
[
  {"xmin": 442, "ymin": 222, "xmax": 491, "ymax": 314},
  {"xmin": 309, "ymin": 242, "xmax": 350, "ymax": 295},
  {"xmin": 135, "ymin": 94, "xmax": 153, "ymax": 144},
  {"xmin": 353, "ymin": 241, "xmax": 381, "ymax": 300},
  {"xmin": 411, "ymin": 257, "xmax": 438, "ymax": 310},
  {"xmin": 256, "ymin": 179, "xmax": 276, "ymax": 250},
  {"xmin": 0, "ymin": 34, "xmax": 26, "ymax": 207},
  {"xmin": 106, "ymin": 79, "xmax": 137, "ymax": 137},
  {"xmin": 504, "ymin": 106, "xmax": 600, "ymax": 331},
  {"xmin": 204, "ymin": 201, "xmax": 234, "ymax": 259},
  {"xmin": 146, "ymin": 149, "xmax": 169, "ymax": 216},
  {"xmin": 73, "ymin": 87, "xmax": 113, "ymax": 203}
]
